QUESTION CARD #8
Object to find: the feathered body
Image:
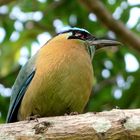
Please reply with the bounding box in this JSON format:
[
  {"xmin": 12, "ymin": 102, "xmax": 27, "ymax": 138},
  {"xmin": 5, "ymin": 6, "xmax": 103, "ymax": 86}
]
[
  {"xmin": 6, "ymin": 28, "xmax": 121, "ymax": 123},
  {"xmin": 18, "ymin": 34, "xmax": 93, "ymax": 120}
]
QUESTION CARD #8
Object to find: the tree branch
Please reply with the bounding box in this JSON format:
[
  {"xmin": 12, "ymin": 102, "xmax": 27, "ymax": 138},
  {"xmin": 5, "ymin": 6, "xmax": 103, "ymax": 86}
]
[
  {"xmin": 0, "ymin": 109, "xmax": 140, "ymax": 139},
  {"xmin": 79, "ymin": 0, "xmax": 140, "ymax": 52}
]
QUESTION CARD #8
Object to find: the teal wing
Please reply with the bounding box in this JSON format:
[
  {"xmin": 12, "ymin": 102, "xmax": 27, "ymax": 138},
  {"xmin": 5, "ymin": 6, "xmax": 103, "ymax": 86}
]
[{"xmin": 6, "ymin": 54, "xmax": 38, "ymax": 123}]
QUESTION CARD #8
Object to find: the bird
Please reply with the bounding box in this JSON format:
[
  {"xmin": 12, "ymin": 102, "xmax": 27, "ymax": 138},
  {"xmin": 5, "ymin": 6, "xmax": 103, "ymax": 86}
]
[{"xmin": 6, "ymin": 27, "xmax": 121, "ymax": 123}]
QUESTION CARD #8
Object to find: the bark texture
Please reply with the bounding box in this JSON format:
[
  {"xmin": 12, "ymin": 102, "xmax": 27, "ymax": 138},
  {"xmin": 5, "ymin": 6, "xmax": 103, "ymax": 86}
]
[{"xmin": 0, "ymin": 109, "xmax": 140, "ymax": 140}]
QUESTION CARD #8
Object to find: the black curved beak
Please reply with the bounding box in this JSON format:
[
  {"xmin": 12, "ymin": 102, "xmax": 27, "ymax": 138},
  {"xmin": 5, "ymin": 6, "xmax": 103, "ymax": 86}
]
[{"xmin": 89, "ymin": 38, "xmax": 122, "ymax": 50}]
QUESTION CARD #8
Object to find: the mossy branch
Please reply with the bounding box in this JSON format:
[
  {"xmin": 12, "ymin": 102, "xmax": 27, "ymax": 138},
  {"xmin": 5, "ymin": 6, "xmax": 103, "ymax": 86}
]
[{"xmin": 0, "ymin": 109, "xmax": 140, "ymax": 140}]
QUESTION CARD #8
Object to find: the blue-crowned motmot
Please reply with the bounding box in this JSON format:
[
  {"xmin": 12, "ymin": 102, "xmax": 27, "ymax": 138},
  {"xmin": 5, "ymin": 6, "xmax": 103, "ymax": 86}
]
[{"xmin": 6, "ymin": 28, "xmax": 121, "ymax": 123}]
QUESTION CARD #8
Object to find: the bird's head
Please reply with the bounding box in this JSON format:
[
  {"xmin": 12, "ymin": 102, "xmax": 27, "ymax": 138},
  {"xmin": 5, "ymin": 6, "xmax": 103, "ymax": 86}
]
[{"xmin": 54, "ymin": 27, "xmax": 121, "ymax": 59}]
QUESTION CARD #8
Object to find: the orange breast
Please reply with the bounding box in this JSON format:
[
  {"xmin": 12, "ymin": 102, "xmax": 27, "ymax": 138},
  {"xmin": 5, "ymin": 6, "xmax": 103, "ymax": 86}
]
[{"xmin": 18, "ymin": 36, "xmax": 93, "ymax": 120}]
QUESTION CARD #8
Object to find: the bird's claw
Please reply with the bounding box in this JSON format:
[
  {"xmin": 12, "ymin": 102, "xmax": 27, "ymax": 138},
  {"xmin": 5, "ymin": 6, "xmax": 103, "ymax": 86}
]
[
  {"xmin": 64, "ymin": 112, "xmax": 79, "ymax": 116},
  {"xmin": 26, "ymin": 114, "xmax": 41, "ymax": 122}
]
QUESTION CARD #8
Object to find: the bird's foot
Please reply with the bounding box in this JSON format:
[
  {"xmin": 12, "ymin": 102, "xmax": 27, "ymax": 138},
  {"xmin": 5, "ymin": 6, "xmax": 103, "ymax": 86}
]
[
  {"xmin": 64, "ymin": 112, "xmax": 79, "ymax": 116},
  {"xmin": 70, "ymin": 112, "xmax": 79, "ymax": 115},
  {"xmin": 26, "ymin": 114, "xmax": 41, "ymax": 122}
]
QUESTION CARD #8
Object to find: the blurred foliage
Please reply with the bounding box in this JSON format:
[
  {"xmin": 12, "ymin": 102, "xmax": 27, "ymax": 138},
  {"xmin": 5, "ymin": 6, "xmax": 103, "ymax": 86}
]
[{"xmin": 0, "ymin": 0, "xmax": 140, "ymax": 123}]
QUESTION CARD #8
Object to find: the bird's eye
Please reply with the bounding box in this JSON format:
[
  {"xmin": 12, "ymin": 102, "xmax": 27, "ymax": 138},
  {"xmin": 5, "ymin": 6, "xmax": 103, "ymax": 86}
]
[
  {"xmin": 68, "ymin": 30, "xmax": 90, "ymax": 40},
  {"xmin": 75, "ymin": 32, "xmax": 86, "ymax": 40},
  {"xmin": 75, "ymin": 33, "xmax": 82, "ymax": 37}
]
